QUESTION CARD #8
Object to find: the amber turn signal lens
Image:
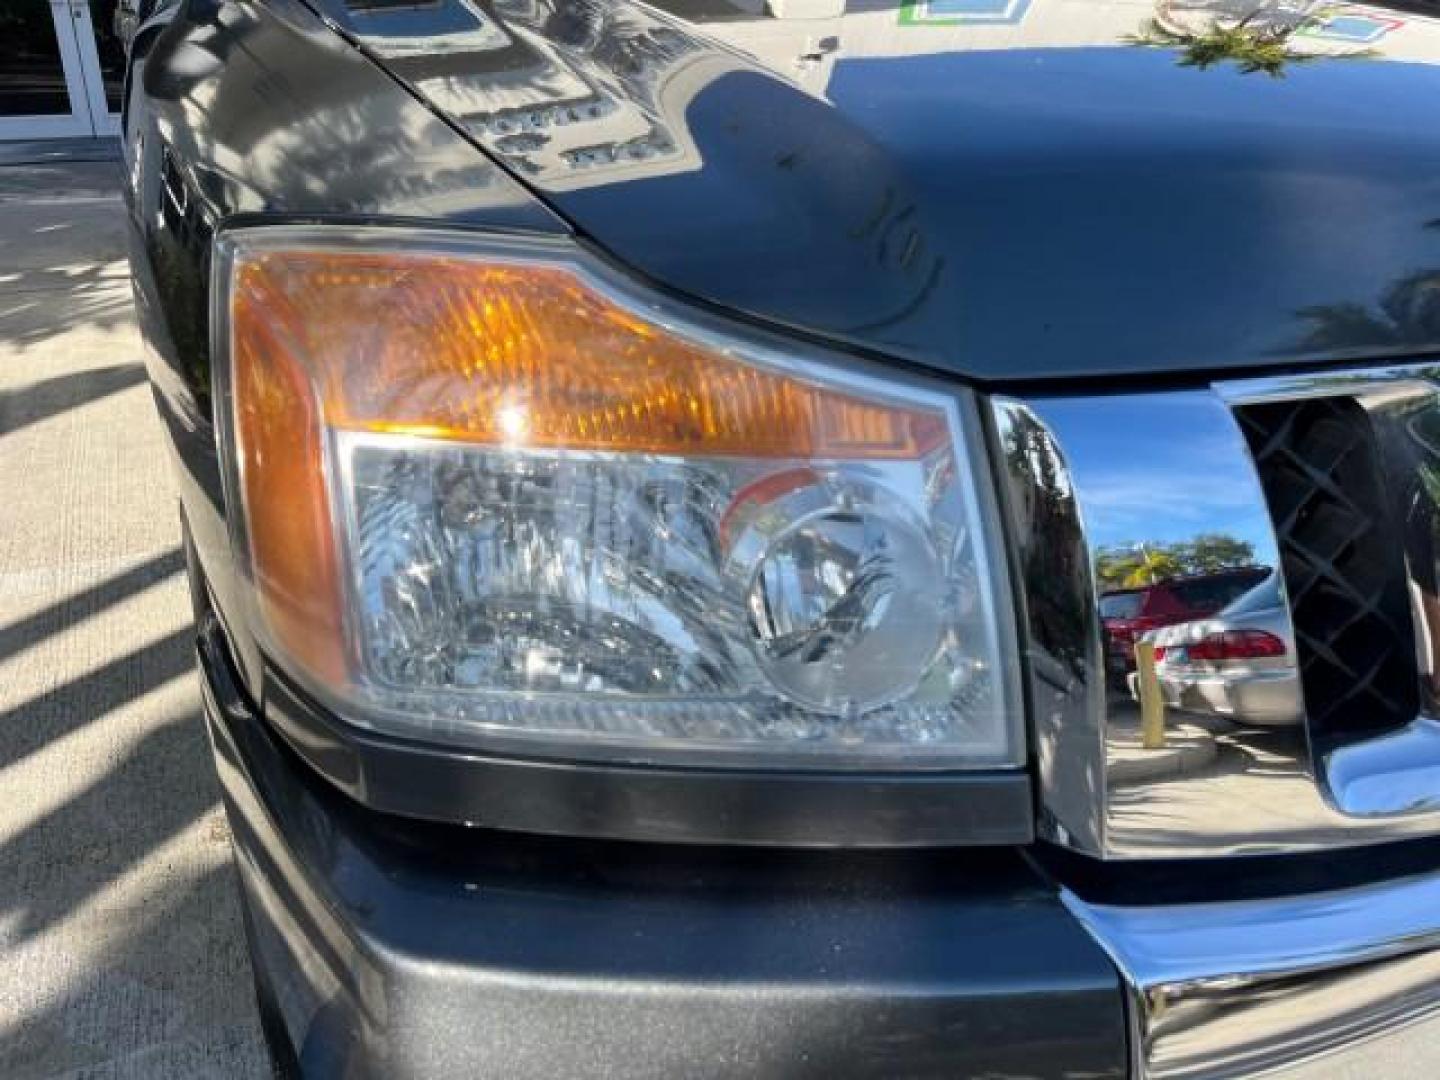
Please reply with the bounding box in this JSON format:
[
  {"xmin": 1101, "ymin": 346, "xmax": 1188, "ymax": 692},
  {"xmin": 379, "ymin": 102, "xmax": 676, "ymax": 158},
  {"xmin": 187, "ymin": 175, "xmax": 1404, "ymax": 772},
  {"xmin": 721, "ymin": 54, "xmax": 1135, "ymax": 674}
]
[
  {"xmin": 231, "ymin": 250, "xmax": 946, "ymax": 459},
  {"xmin": 231, "ymin": 281, "xmax": 347, "ymax": 684},
  {"xmin": 226, "ymin": 242, "xmax": 949, "ymax": 703}
]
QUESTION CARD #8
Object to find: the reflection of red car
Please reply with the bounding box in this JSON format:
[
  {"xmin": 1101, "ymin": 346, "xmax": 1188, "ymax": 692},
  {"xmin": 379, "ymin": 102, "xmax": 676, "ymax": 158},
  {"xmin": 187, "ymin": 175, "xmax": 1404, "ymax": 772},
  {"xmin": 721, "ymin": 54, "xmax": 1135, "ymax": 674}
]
[{"xmin": 1100, "ymin": 568, "xmax": 1268, "ymax": 677}]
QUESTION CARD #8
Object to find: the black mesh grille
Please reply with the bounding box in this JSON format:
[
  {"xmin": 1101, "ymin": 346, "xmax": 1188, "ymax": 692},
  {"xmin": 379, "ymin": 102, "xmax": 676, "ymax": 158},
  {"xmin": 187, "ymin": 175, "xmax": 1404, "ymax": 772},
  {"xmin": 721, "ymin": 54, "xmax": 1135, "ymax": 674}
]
[{"xmin": 1236, "ymin": 397, "xmax": 1418, "ymax": 744}]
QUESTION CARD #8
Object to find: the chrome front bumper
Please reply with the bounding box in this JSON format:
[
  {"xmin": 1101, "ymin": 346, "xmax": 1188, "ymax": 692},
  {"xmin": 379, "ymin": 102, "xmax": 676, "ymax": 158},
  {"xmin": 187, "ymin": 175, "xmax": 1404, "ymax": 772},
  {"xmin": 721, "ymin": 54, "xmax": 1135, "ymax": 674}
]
[{"xmin": 1066, "ymin": 870, "xmax": 1440, "ymax": 1078}]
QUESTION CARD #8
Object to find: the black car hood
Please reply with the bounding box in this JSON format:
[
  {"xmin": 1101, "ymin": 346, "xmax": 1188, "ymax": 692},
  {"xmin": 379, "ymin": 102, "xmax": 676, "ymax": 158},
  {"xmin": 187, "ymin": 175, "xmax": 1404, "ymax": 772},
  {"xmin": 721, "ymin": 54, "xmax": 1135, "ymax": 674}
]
[{"xmin": 312, "ymin": 0, "xmax": 1440, "ymax": 382}]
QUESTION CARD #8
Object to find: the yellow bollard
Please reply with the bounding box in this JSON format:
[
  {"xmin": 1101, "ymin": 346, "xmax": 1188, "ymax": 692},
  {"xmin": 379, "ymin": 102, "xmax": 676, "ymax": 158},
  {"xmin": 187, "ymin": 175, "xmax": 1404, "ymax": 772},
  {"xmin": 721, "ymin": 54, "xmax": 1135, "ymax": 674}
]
[{"xmin": 1135, "ymin": 640, "xmax": 1166, "ymax": 749}]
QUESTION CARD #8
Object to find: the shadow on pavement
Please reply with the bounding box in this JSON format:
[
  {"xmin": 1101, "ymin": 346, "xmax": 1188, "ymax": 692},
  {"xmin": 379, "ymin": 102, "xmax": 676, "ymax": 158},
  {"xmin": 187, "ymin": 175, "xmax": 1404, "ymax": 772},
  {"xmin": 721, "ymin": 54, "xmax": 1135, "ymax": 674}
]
[
  {"xmin": 0, "ymin": 269, "xmax": 135, "ymax": 355},
  {"xmin": 0, "ymin": 549, "xmax": 184, "ymax": 664},
  {"xmin": 0, "ymin": 154, "xmax": 267, "ymax": 1077},
  {"xmin": 0, "ymin": 362, "xmax": 147, "ymax": 438},
  {"xmin": 0, "ymin": 627, "xmax": 192, "ymax": 774}
]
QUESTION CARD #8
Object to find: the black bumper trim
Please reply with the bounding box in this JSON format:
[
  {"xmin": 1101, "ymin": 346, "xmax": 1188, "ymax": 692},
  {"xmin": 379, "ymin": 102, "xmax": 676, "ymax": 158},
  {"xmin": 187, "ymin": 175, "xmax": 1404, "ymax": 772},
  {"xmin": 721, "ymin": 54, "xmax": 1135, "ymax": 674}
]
[
  {"xmin": 198, "ymin": 617, "xmax": 1126, "ymax": 1079},
  {"xmin": 262, "ymin": 663, "xmax": 1035, "ymax": 849}
]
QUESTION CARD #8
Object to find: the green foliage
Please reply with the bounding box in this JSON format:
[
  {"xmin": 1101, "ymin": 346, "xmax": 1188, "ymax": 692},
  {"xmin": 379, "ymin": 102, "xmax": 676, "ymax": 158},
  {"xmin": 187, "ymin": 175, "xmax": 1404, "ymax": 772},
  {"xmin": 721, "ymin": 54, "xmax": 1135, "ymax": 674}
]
[
  {"xmin": 1127, "ymin": 12, "xmax": 1375, "ymax": 78},
  {"xmin": 1175, "ymin": 532, "xmax": 1257, "ymax": 573},
  {"xmin": 1096, "ymin": 534, "xmax": 1258, "ymax": 589}
]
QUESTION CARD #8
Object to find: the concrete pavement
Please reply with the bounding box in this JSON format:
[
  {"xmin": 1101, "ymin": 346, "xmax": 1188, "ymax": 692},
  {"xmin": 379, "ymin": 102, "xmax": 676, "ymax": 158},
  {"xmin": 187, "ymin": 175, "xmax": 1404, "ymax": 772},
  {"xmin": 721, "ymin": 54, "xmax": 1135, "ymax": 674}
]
[{"xmin": 0, "ymin": 159, "xmax": 269, "ymax": 1078}]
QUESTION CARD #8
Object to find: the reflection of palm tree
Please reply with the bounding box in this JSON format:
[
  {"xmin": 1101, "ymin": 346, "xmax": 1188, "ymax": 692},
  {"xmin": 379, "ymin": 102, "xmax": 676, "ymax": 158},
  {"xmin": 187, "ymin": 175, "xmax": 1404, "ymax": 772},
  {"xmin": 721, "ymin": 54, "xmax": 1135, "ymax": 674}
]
[
  {"xmin": 1292, "ymin": 270, "xmax": 1440, "ymax": 351},
  {"xmin": 1121, "ymin": 547, "xmax": 1184, "ymax": 587},
  {"xmin": 1096, "ymin": 535, "xmax": 1256, "ymax": 589},
  {"xmin": 1127, "ymin": 7, "xmax": 1373, "ymax": 78}
]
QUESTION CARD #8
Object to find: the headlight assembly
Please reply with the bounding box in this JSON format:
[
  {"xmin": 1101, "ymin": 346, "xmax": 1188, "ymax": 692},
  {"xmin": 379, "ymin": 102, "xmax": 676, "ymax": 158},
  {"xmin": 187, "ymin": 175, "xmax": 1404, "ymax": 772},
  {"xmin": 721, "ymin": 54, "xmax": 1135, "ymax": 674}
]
[{"xmin": 215, "ymin": 227, "xmax": 1020, "ymax": 770}]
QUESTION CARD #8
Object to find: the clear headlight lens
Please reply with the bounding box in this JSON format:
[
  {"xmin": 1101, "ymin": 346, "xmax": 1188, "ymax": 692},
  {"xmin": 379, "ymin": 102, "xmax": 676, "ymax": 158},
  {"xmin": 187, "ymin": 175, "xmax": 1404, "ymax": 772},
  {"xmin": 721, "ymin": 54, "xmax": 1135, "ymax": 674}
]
[{"xmin": 216, "ymin": 228, "xmax": 1020, "ymax": 769}]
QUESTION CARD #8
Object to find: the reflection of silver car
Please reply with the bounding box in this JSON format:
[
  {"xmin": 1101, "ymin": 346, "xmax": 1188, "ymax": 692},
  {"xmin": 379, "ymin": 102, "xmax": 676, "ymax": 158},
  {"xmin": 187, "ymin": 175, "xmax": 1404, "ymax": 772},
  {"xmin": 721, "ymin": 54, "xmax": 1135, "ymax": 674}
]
[{"xmin": 1129, "ymin": 572, "xmax": 1303, "ymax": 727}]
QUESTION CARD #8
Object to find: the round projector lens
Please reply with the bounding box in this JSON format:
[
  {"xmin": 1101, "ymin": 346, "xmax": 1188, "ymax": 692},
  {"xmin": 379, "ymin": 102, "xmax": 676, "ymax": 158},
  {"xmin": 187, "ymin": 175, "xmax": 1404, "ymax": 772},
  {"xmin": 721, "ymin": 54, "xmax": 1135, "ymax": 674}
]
[{"xmin": 739, "ymin": 497, "xmax": 945, "ymax": 714}]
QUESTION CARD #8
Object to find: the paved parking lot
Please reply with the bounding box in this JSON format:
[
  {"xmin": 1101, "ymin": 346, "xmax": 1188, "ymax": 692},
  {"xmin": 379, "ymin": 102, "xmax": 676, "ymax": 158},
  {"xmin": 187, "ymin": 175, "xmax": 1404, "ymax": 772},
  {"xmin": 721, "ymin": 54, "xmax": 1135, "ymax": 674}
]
[{"xmin": 0, "ymin": 157, "xmax": 269, "ymax": 1078}]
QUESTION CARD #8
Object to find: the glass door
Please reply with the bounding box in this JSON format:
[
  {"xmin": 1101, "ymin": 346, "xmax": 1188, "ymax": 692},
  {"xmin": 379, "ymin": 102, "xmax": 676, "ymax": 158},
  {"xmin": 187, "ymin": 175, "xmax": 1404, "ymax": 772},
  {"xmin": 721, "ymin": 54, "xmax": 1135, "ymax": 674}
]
[
  {"xmin": 0, "ymin": 0, "xmax": 121, "ymax": 139},
  {"xmin": 71, "ymin": 0, "xmax": 124, "ymax": 137}
]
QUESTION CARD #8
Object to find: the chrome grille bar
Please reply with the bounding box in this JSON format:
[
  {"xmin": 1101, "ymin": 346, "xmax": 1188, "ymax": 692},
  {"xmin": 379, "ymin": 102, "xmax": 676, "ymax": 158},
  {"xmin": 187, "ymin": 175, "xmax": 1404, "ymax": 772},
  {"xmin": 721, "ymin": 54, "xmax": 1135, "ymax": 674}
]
[{"xmin": 994, "ymin": 365, "xmax": 1440, "ymax": 858}]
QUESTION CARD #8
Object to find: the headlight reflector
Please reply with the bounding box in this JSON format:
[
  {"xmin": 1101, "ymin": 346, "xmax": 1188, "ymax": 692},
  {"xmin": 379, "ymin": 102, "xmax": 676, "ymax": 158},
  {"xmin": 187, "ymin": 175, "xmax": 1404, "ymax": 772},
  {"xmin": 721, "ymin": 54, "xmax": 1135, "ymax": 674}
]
[{"xmin": 218, "ymin": 229, "xmax": 1019, "ymax": 769}]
